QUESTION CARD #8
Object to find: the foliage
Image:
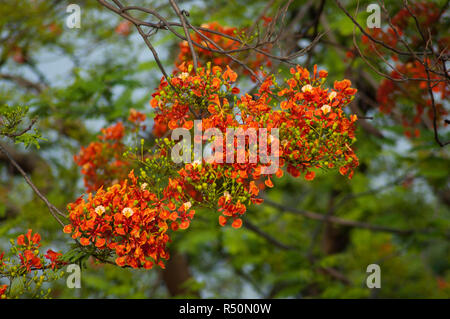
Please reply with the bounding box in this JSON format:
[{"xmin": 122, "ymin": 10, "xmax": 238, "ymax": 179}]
[
  {"xmin": 0, "ymin": 105, "xmax": 44, "ymax": 149},
  {"xmin": 0, "ymin": 230, "xmax": 65, "ymax": 299}
]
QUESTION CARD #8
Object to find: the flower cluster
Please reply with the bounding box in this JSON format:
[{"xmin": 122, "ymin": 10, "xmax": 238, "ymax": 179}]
[
  {"xmin": 0, "ymin": 230, "xmax": 65, "ymax": 299},
  {"xmin": 264, "ymin": 66, "xmax": 359, "ymax": 179},
  {"xmin": 377, "ymin": 60, "xmax": 448, "ymax": 138},
  {"xmin": 74, "ymin": 109, "xmax": 147, "ymax": 192},
  {"xmin": 150, "ymin": 63, "xmax": 241, "ymax": 133},
  {"xmin": 64, "ymin": 170, "xmax": 194, "ymax": 269},
  {"xmin": 70, "ymin": 62, "xmax": 358, "ymax": 268},
  {"xmin": 148, "ymin": 63, "xmax": 358, "ymax": 228}
]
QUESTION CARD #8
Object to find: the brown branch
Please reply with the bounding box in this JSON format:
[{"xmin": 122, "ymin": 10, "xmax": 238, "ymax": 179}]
[
  {"xmin": 402, "ymin": 2, "xmax": 449, "ymax": 147},
  {"xmin": 1, "ymin": 118, "xmax": 37, "ymax": 139},
  {"xmin": 97, "ymin": 0, "xmax": 317, "ymax": 68},
  {"xmin": 0, "ymin": 143, "xmax": 66, "ymax": 226},
  {"xmin": 243, "ymin": 219, "xmax": 296, "ymax": 250},
  {"xmin": 0, "ymin": 74, "xmax": 43, "ymax": 93},
  {"xmin": 263, "ymin": 198, "xmax": 430, "ymax": 235},
  {"xmin": 317, "ymin": 266, "xmax": 351, "ymax": 286},
  {"xmin": 335, "ymin": 0, "xmax": 432, "ymax": 57},
  {"xmin": 184, "ymin": 19, "xmax": 262, "ymax": 83},
  {"xmin": 168, "ymin": 0, "xmax": 199, "ymax": 72},
  {"xmin": 378, "ymin": 0, "xmax": 448, "ymax": 79}
]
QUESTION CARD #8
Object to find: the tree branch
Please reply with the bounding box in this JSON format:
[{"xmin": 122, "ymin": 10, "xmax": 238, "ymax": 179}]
[{"xmin": 0, "ymin": 143, "xmax": 66, "ymax": 226}]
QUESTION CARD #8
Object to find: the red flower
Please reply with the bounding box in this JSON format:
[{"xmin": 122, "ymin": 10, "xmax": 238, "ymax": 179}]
[
  {"xmin": 231, "ymin": 218, "xmax": 243, "ymax": 229},
  {"xmin": 0, "ymin": 285, "xmax": 7, "ymax": 299},
  {"xmin": 128, "ymin": 109, "xmax": 146, "ymax": 124},
  {"xmin": 115, "ymin": 21, "xmax": 132, "ymax": 36},
  {"xmin": 305, "ymin": 171, "xmax": 316, "ymax": 181},
  {"xmin": 19, "ymin": 250, "xmax": 42, "ymax": 271},
  {"xmin": 65, "ymin": 170, "xmax": 194, "ymax": 269},
  {"xmin": 16, "ymin": 229, "xmax": 41, "ymax": 248}
]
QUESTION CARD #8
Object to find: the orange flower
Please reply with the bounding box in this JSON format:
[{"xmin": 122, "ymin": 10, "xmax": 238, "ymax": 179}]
[
  {"xmin": 305, "ymin": 171, "xmax": 316, "ymax": 181},
  {"xmin": 17, "ymin": 235, "xmax": 25, "ymax": 246},
  {"xmin": 211, "ymin": 77, "xmax": 221, "ymax": 90},
  {"xmin": 65, "ymin": 63, "xmax": 360, "ymax": 269},
  {"xmin": 319, "ymin": 70, "xmax": 328, "ymax": 78},
  {"xmin": 183, "ymin": 120, "xmax": 194, "ymax": 130},
  {"xmin": 115, "ymin": 20, "xmax": 131, "ymax": 36},
  {"xmin": 65, "ymin": 171, "xmax": 194, "ymax": 269},
  {"xmin": 95, "ymin": 238, "xmax": 106, "ymax": 248},
  {"xmin": 16, "ymin": 229, "xmax": 41, "ymax": 247},
  {"xmin": 339, "ymin": 166, "xmax": 349, "ymax": 176},
  {"xmin": 179, "ymin": 220, "xmax": 190, "ymax": 229},
  {"xmin": 219, "ymin": 215, "xmax": 227, "ymax": 226},
  {"xmin": 45, "ymin": 249, "xmax": 65, "ymax": 269},
  {"xmin": 128, "ymin": 108, "xmax": 146, "ymax": 123},
  {"xmin": 80, "ymin": 238, "xmax": 90, "ymax": 246},
  {"xmin": 231, "ymin": 218, "xmax": 243, "ymax": 229},
  {"xmin": 0, "ymin": 285, "xmax": 7, "ymax": 299},
  {"xmin": 249, "ymin": 181, "xmax": 259, "ymax": 196},
  {"xmin": 63, "ymin": 224, "xmax": 73, "ymax": 234},
  {"xmin": 265, "ymin": 177, "xmax": 274, "ymax": 188},
  {"xmin": 115, "ymin": 256, "xmax": 126, "ymax": 267},
  {"xmin": 223, "ymin": 65, "xmax": 237, "ymax": 82}
]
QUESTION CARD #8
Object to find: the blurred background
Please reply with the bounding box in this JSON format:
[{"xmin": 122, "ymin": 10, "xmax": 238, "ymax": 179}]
[{"xmin": 0, "ymin": 0, "xmax": 449, "ymax": 298}]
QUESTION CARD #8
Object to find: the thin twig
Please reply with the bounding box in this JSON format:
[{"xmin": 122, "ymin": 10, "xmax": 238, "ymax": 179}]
[
  {"xmin": 168, "ymin": 0, "xmax": 199, "ymax": 71},
  {"xmin": 0, "ymin": 143, "xmax": 66, "ymax": 226}
]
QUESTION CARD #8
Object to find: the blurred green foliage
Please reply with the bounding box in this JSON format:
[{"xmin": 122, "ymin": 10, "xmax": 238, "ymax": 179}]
[{"xmin": 0, "ymin": 0, "xmax": 448, "ymax": 299}]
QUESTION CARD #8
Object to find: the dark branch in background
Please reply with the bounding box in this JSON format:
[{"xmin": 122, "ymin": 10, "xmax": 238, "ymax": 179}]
[
  {"xmin": 335, "ymin": 0, "xmax": 431, "ymax": 57},
  {"xmin": 312, "ymin": 0, "xmax": 326, "ymax": 38},
  {"xmin": 247, "ymin": 0, "xmax": 276, "ymax": 36},
  {"xmin": 319, "ymin": 14, "xmax": 385, "ymax": 139},
  {"xmin": 0, "ymin": 144, "xmax": 46, "ymax": 175},
  {"xmin": 244, "ymin": 217, "xmax": 351, "ymax": 286},
  {"xmin": 243, "ymin": 170, "xmax": 443, "ymax": 251},
  {"xmin": 96, "ymin": 0, "xmax": 321, "ymax": 71},
  {"xmin": 183, "ymin": 19, "xmax": 263, "ymax": 83},
  {"xmin": 263, "ymin": 198, "xmax": 433, "ymax": 236},
  {"xmin": 401, "ymin": 0, "xmax": 450, "ymax": 147},
  {"xmin": 96, "ymin": 0, "xmax": 171, "ymax": 84},
  {"xmin": 0, "ymin": 114, "xmax": 67, "ymax": 226},
  {"xmin": 378, "ymin": 0, "xmax": 447, "ymax": 79},
  {"xmin": 423, "ymin": 33, "xmax": 449, "ymax": 147},
  {"xmin": 0, "ymin": 74, "xmax": 43, "ymax": 93},
  {"xmin": 246, "ymin": 214, "xmax": 351, "ymax": 287},
  {"xmin": 243, "ymin": 219, "xmax": 297, "ymax": 250}
]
